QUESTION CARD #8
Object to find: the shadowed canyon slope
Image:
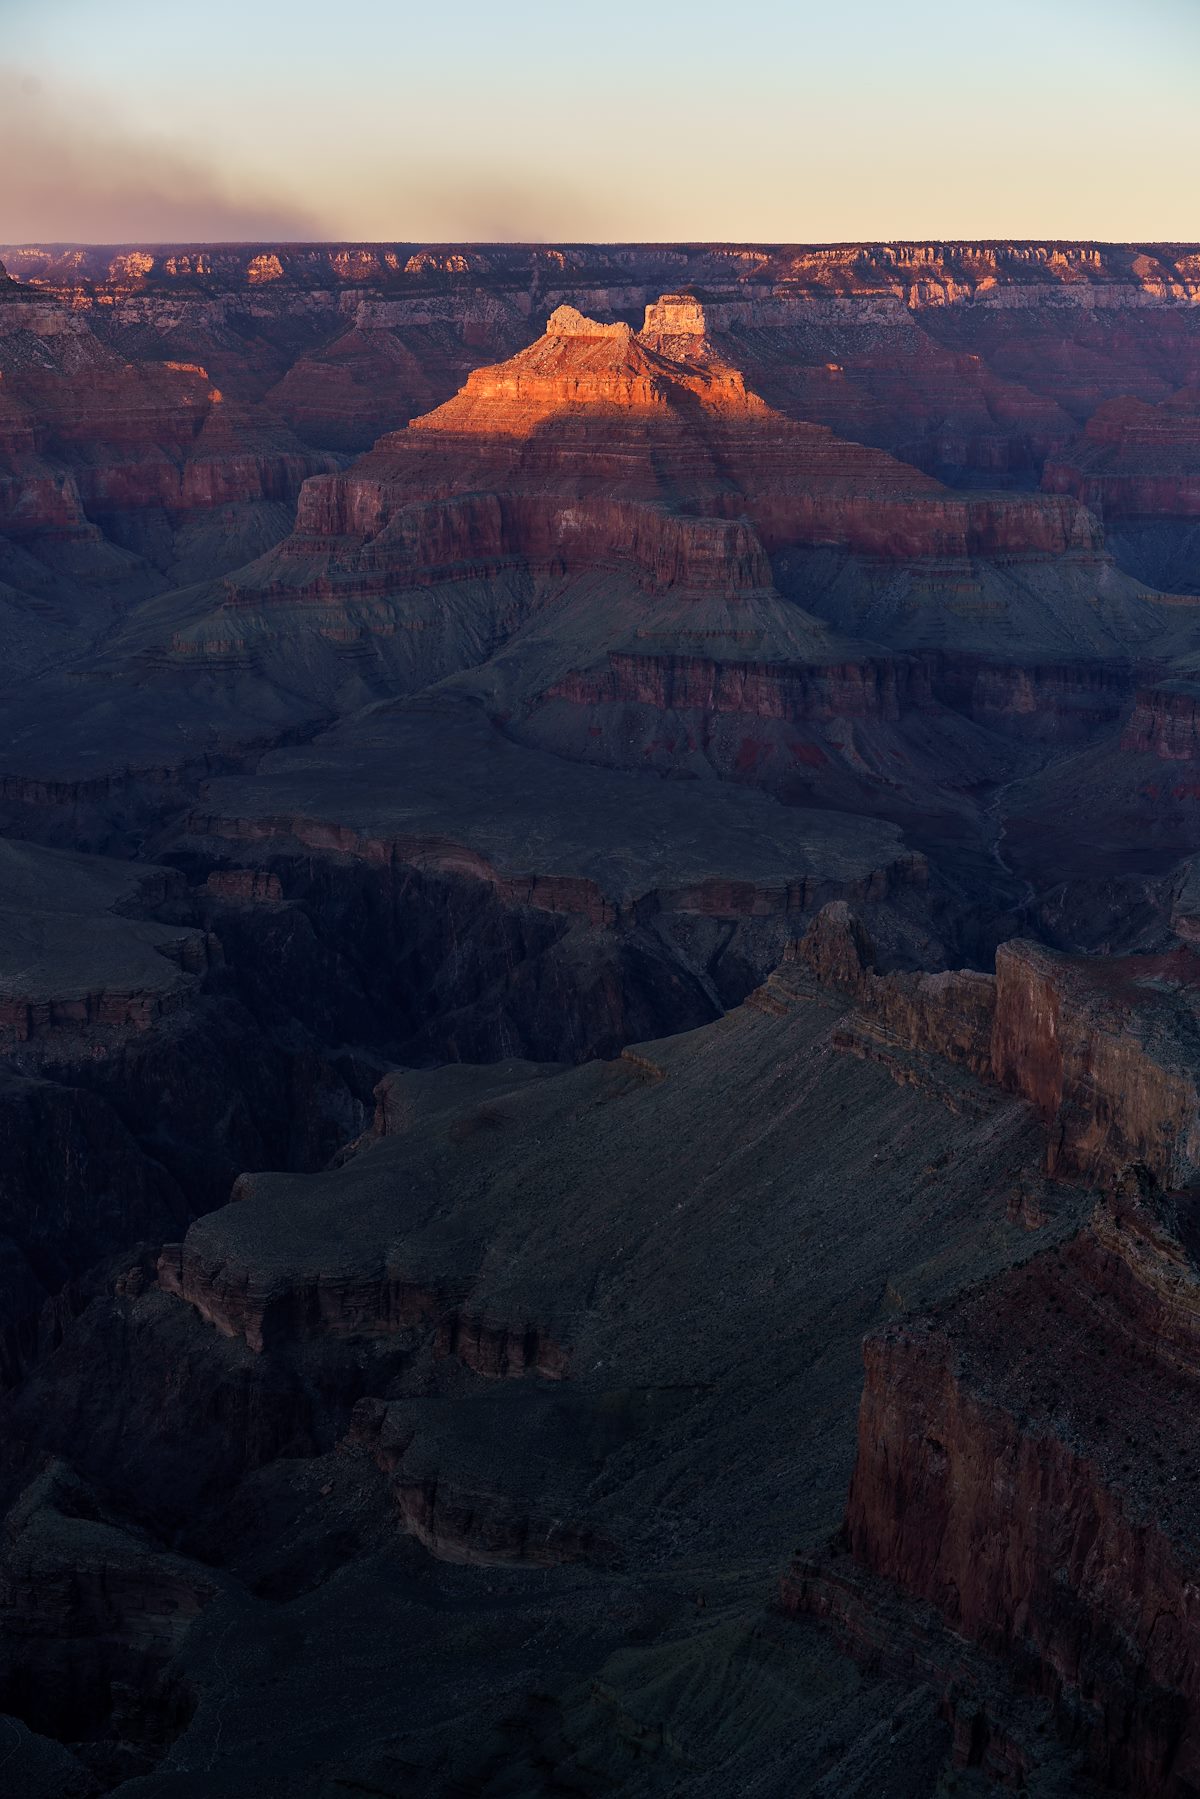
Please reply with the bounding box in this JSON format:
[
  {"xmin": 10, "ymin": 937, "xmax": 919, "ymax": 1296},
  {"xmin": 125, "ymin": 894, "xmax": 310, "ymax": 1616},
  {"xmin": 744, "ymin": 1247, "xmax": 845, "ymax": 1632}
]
[{"xmin": 3, "ymin": 241, "xmax": 1200, "ymax": 1795}]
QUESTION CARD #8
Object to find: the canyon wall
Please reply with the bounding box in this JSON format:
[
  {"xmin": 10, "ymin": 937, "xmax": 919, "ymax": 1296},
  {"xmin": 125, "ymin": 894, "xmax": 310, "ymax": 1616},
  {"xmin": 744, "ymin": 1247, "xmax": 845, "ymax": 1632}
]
[
  {"xmin": 798, "ymin": 903, "xmax": 1200, "ymax": 1187},
  {"xmin": 790, "ymin": 1170, "xmax": 1200, "ymax": 1792}
]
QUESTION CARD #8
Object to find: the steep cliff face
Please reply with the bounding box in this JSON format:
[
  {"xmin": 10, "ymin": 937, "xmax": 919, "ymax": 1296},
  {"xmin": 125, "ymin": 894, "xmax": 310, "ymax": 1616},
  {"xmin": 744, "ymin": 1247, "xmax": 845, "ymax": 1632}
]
[
  {"xmin": 8, "ymin": 238, "xmax": 1200, "ymax": 307},
  {"xmin": 280, "ymin": 302, "xmax": 1100, "ymax": 584},
  {"xmin": 791, "ymin": 1172, "xmax": 1200, "ymax": 1794},
  {"xmin": 795, "ymin": 902, "xmax": 996, "ymax": 1078},
  {"xmin": 992, "ymin": 941, "xmax": 1200, "ymax": 1185},
  {"xmin": 0, "ymin": 839, "xmax": 371, "ymax": 1390},
  {"xmin": 1122, "ymin": 681, "xmax": 1200, "ymax": 759},
  {"xmin": 149, "ymin": 299, "xmax": 1139, "ymax": 839},
  {"xmin": 156, "ymin": 1234, "xmax": 460, "ymax": 1356},
  {"xmin": 786, "ymin": 891, "xmax": 1200, "ymax": 1784},
  {"xmin": 798, "ymin": 904, "xmax": 1200, "ymax": 1188}
]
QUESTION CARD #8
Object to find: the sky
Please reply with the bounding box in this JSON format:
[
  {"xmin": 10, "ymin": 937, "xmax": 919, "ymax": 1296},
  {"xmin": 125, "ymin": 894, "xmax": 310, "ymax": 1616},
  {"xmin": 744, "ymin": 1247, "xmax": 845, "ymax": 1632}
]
[{"xmin": 1, "ymin": 0, "xmax": 1198, "ymax": 244}]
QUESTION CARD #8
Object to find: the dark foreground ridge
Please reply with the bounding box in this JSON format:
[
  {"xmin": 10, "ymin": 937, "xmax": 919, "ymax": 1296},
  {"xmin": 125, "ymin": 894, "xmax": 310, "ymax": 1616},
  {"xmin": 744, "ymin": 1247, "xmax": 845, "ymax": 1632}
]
[{"xmin": 1, "ymin": 242, "xmax": 1200, "ymax": 1794}]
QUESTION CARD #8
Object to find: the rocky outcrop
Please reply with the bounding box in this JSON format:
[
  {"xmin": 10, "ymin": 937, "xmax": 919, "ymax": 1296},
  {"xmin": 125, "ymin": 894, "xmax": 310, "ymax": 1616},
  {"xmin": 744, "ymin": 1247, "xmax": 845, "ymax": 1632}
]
[
  {"xmin": 992, "ymin": 941, "xmax": 1200, "ymax": 1185},
  {"xmin": 545, "ymin": 650, "xmax": 931, "ymax": 724},
  {"xmin": 1122, "ymin": 681, "xmax": 1200, "ymax": 758},
  {"xmin": 9, "ymin": 239, "xmax": 1200, "ymax": 309},
  {"xmin": 789, "ymin": 1171, "xmax": 1200, "ymax": 1793},
  {"xmin": 372, "ymin": 303, "xmax": 1092, "ymax": 548},
  {"xmin": 120, "ymin": 295, "xmax": 1139, "ymax": 840},
  {"xmin": 159, "ymin": 1182, "xmax": 572, "ymax": 1379},
  {"xmin": 434, "ymin": 1313, "xmax": 569, "ymax": 1380},
  {"xmin": 349, "ymin": 1399, "xmax": 603, "ymax": 1567},
  {"xmin": 157, "ymin": 1147, "xmax": 569, "ymax": 1369},
  {"xmin": 0, "ymin": 320, "xmax": 335, "ymax": 546},
  {"xmin": 1045, "ymin": 391, "xmax": 1200, "ymax": 520},
  {"xmin": 156, "ymin": 1239, "xmax": 459, "ymax": 1355},
  {"xmin": 794, "ymin": 903, "xmax": 996, "ymax": 1079},
  {"xmin": 233, "ymin": 300, "xmax": 1102, "ymax": 633},
  {"xmin": 798, "ymin": 903, "xmax": 1200, "ymax": 1186}
]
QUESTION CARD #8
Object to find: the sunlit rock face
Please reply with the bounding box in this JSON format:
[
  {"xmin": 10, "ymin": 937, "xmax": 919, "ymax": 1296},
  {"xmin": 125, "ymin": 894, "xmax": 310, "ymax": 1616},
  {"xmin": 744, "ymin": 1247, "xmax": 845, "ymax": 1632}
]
[
  {"xmin": 316, "ymin": 299, "xmax": 1099, "ymax": 568},
  {"xmin": 193, "ymin": 298, "xmax": 1131, "ymax": 834}
]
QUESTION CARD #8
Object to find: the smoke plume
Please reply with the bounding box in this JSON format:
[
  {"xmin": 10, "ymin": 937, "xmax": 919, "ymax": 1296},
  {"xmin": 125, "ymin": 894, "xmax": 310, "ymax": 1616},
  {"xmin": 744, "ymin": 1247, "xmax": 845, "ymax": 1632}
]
[{"xmin": 0, "ymin": 68, "xmax": 326, "ymax": 241}]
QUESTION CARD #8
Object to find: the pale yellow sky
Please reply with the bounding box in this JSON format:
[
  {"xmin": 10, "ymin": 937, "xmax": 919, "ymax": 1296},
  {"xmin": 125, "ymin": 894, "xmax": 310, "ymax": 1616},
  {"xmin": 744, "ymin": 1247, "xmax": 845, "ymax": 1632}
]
[{"xmin": 2, "ymin": 0, "xmax": 1198, "ymax": 242}]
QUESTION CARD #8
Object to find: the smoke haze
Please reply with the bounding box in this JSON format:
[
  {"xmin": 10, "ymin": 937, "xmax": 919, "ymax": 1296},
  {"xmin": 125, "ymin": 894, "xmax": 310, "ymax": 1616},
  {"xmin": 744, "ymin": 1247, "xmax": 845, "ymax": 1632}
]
[{"xmin": 0, "ymin": 70, "xmax": 326, "ymax": 241}]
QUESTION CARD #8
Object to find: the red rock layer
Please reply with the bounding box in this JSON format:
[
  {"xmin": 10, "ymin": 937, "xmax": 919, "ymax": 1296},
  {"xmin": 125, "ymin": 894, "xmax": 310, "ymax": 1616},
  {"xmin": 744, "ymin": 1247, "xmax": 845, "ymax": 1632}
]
[
  {"xmin": 238, "ymin": 305, "xmax": 1100, "ymax": 617},
  {"xmin": 0, "ymin": 985, "xmax": 190, "ymax": 1042},
  {"xmin": 434, "ymin": 1314, "xmax": 569, "ymax": 1380},
  {"xmin": 187, "ymin": 807, "xmax": 926, "ymax": 928},
  {"xmin": 797, "ymin": 904, "xmax": 1200, "ymax": 1187},
  {"xmin": 9, "ymin": 240, "xmax": 1200, "ymax": 306},
  {"xmin": 992, "ymin": 942, "xmax": 1200, "ymax": 1184},
  {"xmin": 1045, "ymin": 390, "xmax": 1200, "ymax": 520},
  {"xmin": 545, "ymin": 651, "xmax": 931, "ymax": 723},
  {"xmin": 0, "ymin": 285, "xmax": 336, "ymax": 544},
  {"xmin": 157, "ymin": 1237, "xmax": 572, "ymax": 1380},
  {"xmin": 1122, "ymin": 683, "xmax": 1200, "ymax": 758},
  {"xmin": 789, "ymin": 1174, "xmax": 1200, "ymax": 1793}
]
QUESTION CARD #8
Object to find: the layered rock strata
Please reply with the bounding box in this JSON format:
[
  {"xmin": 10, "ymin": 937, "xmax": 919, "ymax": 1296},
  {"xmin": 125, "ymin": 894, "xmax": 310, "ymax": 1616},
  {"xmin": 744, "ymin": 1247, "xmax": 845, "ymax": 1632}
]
[
  {"xmin": 787, "ymin": 1171, "xmax": 1200, "ymax": 1793},
  {"xmin": 798, "ymin": 902, "xmax": 1200, "ymax": 1186}
]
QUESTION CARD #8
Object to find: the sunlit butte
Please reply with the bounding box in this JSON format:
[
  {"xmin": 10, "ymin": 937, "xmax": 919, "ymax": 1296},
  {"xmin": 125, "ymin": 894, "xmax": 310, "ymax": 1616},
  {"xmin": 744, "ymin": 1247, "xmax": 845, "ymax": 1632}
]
[{"xmin": 2, "ymin": 0, "xmax": 1198, "ymax": 242}]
